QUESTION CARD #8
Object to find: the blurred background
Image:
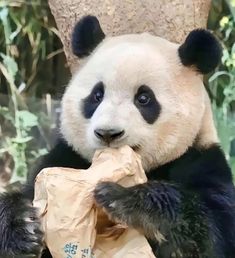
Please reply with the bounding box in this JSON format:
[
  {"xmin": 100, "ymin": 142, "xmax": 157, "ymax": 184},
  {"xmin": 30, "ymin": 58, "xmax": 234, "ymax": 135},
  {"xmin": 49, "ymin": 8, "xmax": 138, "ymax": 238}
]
[{"xmin": 0, "ymin": 0, "xmax": 234, "ymax": 189}]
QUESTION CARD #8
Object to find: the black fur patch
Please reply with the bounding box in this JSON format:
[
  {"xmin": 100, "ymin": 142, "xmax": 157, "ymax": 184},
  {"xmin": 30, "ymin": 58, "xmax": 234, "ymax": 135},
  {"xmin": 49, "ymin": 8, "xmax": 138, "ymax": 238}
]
[
  {"xmin": 178, "ymin": 29, "xmax": 222, "ymax": 74},
  {"xmin": 134, "ymin": 85, "xmax": 161, "ymax": 124},
  {"xmin": 82, "ymin": 81, "xmax": 104, "ymax": 119},
  {"xmin": 72, "ymin": 15, "xmax": 105, "ymax": 58},
  {"xmin": 148, "ymin": 144, "xmax": 235, "ymax": 257},
  {"xmin": 24, "ymin": 138, "xmax": 90, "ymax": 200},
  {"xmin": 148, "ymin": 144, "xmax": 233, "ymax": 187},
  {"xmin": 0, "ymin": 191, "xmax": 43, "ymax": 256}
]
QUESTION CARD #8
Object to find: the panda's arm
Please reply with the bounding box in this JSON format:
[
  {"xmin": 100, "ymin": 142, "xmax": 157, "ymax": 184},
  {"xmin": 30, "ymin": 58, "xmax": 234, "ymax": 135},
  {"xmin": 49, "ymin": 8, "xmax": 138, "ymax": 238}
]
[
  {"xmin": 95, "ymin": 179, "xmax": 235, "ymax": 256},
  {"xmin": 94, "ymin": 180, "xmax": 180, "ymax": 226},
  {"xmin": 95, "ymin": 180, "xmax": 192, "ymax": 239},
  {"xmin": 94, "ymin": 145, "xmax": 235, "ymax": 255}
]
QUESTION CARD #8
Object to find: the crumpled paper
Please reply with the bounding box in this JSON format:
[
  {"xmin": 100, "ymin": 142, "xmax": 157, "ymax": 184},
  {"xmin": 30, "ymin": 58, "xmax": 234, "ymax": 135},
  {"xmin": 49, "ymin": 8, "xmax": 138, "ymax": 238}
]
[{"xmin": 33, "ymin": 145, "xmax": 155, "ymax": 258}]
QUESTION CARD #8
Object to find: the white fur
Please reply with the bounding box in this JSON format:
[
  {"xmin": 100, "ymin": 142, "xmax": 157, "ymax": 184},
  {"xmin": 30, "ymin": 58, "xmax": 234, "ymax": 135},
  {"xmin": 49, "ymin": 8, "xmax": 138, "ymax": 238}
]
[{"xmin": 61, "ymin": 33, "xmax": 218, "ymax": 171}]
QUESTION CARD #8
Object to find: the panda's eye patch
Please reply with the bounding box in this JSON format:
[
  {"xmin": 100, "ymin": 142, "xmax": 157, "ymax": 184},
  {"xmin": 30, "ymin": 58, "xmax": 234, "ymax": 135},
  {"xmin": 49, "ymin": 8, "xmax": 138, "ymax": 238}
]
[
  {"xmin": 82, "ymin": 81, "xmax": 105, "ymax": 119},
  {"xmin": 134, "ymin": 85, "xmax": 161, "ymax": 124}
]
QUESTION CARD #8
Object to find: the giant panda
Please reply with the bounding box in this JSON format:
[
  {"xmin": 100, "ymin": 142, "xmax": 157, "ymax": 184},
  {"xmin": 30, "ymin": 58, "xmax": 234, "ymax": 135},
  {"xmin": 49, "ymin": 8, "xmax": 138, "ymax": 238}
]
[{"xmin": 0, "ymin": 15, "xmax": 235, "ymax": 258}]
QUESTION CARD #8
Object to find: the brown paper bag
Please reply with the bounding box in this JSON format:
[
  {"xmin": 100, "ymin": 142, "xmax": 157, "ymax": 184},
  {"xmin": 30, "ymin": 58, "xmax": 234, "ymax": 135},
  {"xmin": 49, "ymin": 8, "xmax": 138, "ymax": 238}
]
[{"xmin": 33, "ymin": 146, "xmax": 155, "ymax": 258}]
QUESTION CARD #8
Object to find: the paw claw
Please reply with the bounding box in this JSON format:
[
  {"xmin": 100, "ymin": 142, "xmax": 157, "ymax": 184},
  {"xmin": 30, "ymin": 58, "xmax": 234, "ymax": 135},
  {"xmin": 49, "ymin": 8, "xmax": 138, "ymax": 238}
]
[
  {"xmin": 94, "ymin": 182, "xmax": 129, "ymax": 224},
  {"xmin": 109, "ymin": 201, "xmax": 117, "ymax": 208}
]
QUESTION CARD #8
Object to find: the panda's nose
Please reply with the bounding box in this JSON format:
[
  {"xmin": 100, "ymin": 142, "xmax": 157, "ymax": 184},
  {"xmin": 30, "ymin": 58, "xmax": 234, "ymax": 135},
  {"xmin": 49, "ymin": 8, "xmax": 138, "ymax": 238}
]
[{"xmin": 94, "ymin": 129, "xmax": 125, "ymax": 143}]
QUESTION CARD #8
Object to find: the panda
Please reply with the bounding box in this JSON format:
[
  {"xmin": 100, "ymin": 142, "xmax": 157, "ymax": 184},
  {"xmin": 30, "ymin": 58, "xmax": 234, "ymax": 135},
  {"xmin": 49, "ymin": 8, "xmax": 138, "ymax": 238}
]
[{"xmin": 0, "ymin": 15, "xmax": 235, "ymax": 258}]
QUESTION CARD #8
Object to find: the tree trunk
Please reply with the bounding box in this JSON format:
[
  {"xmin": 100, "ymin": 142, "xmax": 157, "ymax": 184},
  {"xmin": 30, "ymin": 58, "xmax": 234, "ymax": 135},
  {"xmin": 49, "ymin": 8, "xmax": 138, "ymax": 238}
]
[{"xmin": 48, "ymin": 0, "xmax": 211, "ymax": 71}]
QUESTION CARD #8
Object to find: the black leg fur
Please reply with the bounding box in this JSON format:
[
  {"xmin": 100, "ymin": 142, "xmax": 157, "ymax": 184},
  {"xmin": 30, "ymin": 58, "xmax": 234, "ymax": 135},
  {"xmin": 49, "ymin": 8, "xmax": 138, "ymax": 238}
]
[
  {"xmin": 94, "ymin": 181, "xmax": 213, "ymax": 257},
  {"xmin": 0, "ymin": 191, "xmax": 43, "ymax": 256}
]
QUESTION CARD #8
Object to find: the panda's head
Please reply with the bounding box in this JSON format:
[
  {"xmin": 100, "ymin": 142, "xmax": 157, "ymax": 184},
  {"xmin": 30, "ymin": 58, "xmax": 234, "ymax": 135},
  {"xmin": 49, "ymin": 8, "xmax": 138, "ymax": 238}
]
[{"xmin": 61, "ymin": 15, "xmax": 221, "ymax": 171}]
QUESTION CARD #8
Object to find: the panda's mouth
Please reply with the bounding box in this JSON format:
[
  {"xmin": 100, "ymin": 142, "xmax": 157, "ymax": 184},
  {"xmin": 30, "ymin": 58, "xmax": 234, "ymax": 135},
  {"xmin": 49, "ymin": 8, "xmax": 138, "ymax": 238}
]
[
  {"xmin": 109, "ymin": 140, "xmax": 141, "ymax": 152},
  {"xmin": 96, "ymin": 142, "xmax": 140, "ymax": 152}
]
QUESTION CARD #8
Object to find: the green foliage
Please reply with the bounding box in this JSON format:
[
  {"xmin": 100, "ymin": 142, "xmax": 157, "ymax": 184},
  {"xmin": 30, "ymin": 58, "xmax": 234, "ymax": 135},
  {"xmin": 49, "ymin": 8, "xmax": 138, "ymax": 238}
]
[
  {"xmin": 0, "ymin": 106, "xmax": 47, "ymax": 183},
  {"xmin": 208, "ymin": 0, "xmax": 235, "ymax": 174},
  {"xmin": 0, "ymin": 0, "xmax": 68, "ymax": 97},
  {"xmin": 0, "ymin": 0, "xmax": 66, "ymax": 183}
]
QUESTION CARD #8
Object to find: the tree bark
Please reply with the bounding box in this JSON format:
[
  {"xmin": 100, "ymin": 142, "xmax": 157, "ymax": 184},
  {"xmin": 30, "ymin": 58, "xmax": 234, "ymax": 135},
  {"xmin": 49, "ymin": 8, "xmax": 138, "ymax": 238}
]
[{"xmin": 48, "ymin": 0, "xmax": 211, "ymax": 71}]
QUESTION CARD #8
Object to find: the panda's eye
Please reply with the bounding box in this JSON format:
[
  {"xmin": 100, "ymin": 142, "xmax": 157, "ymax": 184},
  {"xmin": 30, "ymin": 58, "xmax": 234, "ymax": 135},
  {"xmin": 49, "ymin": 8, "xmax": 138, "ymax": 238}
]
[
  {"xmin": 93, "ymin": 89, "xmax": 104, "ymax": 102},
  {"xmin": 137, "ymin": 93, "xmax": 151, "ymax": 105},
  {"xmin": 134, "ymin": 85, "xmax": 161, "ymax": 124}
]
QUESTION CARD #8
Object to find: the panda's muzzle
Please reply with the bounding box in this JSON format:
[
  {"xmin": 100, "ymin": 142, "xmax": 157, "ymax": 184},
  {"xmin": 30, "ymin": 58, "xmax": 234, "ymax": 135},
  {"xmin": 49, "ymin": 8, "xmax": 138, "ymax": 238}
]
[{"xmin": 94, "ymin": 129, "xmax": 125, "ymax": 144}]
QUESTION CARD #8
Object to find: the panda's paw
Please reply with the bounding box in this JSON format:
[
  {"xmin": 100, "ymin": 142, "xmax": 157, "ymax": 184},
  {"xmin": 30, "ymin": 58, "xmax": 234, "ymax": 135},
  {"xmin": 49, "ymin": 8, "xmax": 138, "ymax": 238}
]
[
  {"xmin": 0, "ymin": 191, "xmax": 43, "ymax": 256},
  {"xmin": 94, "ymin": 182, "xmax": 131, "ymax": 224}
]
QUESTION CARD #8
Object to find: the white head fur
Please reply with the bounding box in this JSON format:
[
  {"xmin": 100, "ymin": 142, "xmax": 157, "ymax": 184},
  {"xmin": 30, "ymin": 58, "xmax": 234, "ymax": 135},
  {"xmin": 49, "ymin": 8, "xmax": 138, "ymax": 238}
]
[{"xmin": 61, "ymin": 16, "xmax": 220, "ymax": 171}]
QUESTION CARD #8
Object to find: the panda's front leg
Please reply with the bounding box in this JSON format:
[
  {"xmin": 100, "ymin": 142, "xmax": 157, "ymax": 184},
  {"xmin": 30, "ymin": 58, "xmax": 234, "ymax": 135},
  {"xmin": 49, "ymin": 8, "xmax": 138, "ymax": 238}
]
[
  {"xmin": 94, "ymin": 181, "xmax": 182, "ymax": 237},
  {"xmin": 0, "ymin": 191, "xmax": 43, "ymax": 256}
]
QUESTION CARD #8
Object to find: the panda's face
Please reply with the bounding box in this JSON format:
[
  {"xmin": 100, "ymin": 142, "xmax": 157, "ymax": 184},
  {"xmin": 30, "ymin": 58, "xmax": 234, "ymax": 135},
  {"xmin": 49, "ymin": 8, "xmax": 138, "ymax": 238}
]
[{"xmin": 61, "ymin": 33, "xmax": 211, "ymax": 171}]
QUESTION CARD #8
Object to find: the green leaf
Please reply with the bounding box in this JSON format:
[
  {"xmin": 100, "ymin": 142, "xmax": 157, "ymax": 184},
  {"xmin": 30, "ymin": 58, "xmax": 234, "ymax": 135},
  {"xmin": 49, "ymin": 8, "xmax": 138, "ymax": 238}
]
[
  {"xmin": 10, "ymin": 25, "xmax": 21, "ymax": 41},
  {"xmin": 0, "ymin": 53, "xmax": 18, "ymax": 79},
  {"xmin": 209, "ymin": 71, "xmax": 232, "ymax": 82},
  {"xmin": 0, "ymin": 7, "xmax": 11, "ymax": 45},
  {"xmin": 17, "ymin": 110, "xmax": 38, "ymax": 129},
  {"xmin": 12, "ymin": 136, "xmax": 33, "ymax": 144},
  {"xmin": 230, "ymin": 157, "xmax": 235, "ymax": 176},
  {"xmin": 30, "ymin": 148, "xmax": 48, "ymax": 158},
  {"xmin": 225, "ymin": 0, "xmax": 235, "ymax": 21},
  {"xmin": 0, "ymin": 106, "xmax": 14, "ymax": 124},
  {"xmin": 222, "ymin": 49, "xmax": 230, "ymax": 64}
]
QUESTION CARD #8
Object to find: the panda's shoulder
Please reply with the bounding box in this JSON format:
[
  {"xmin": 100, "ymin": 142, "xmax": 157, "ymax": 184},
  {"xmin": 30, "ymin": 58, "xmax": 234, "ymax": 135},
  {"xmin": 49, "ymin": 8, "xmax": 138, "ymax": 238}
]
[
  {"xmin": 148, "ymin": 144, "xmax": 233, "ymax": 190},
  {"xmin": 39, "ymin": 138, "xmax": 90, "ymax": 170},
  {"xmin": 28, "ymin": 138, "xmax": 90, "ymax": 186}
]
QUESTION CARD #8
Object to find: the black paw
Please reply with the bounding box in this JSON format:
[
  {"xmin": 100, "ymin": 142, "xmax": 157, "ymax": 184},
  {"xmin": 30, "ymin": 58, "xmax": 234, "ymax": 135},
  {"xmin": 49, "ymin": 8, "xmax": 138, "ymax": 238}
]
[
  {"xmin": 0, "ymin": 191, "xmax": 43, "ymax": 256},
  {"xmin": 94, "ymin": 182, "xmax": 130, "ymax": 223}
]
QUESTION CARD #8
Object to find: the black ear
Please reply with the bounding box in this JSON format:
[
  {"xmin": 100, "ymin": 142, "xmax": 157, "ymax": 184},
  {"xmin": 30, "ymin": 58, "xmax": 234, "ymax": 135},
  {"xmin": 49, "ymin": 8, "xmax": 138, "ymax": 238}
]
[
  {"xmin": 178, "ymin": 29, "xmax": 222, "ymax": 74},
  {"xmin": 72, "ymin": 15, "xmax": 105, "ymax": 58}
]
